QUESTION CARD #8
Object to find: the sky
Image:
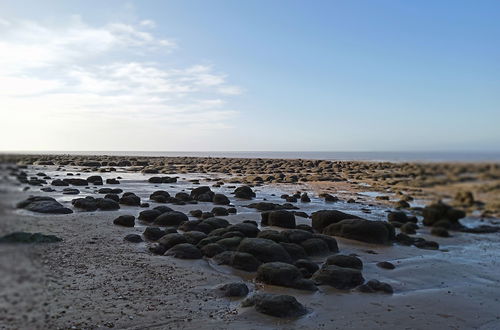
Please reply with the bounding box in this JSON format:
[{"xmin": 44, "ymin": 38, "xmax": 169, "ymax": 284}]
[{"xmin": 0, "ymin": 0, "xmax": 499, "ymax": 152}]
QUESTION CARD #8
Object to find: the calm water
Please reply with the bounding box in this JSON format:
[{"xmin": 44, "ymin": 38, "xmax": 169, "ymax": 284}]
[{"xmin": 6, "ymin": 151, "xmax": 500, "ymax": 162}]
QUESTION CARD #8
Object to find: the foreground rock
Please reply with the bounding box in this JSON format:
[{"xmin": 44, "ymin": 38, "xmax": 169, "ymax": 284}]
[
  {"xmin": 218, "ymin": 282, "xmax": 249, "ymax": 297},
  {"xmin": 357, "ymin": 279, "xmax": 394, "ymax": 294},
  {"xmin": 0, "ymin": 232, "xmax": 62, "ymax": 243},
  {"xmin": 237, "ymin": 238, "xmax": 292, "ymax": 263},
  {"xmin": 311, "ymin": 210, "xmax": 363, "ymax": 232},
  {"xmin": 17, "ymin": 196, "xmax": 73, "ymax": 214},
  {"xmin": 242, "ymin": 293, "xmax": 308, "ymax": 318}
]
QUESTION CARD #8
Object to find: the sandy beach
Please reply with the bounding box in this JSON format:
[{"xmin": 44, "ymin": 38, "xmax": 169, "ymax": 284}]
[{"xmin": 1, "ymin": 154, "xmax": 500, "ymax": 329}]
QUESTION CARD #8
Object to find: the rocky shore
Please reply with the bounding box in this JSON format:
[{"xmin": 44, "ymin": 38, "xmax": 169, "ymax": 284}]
[{"xmin": 1, "ymin": 154, "xmax": 499, "ymax": 329}]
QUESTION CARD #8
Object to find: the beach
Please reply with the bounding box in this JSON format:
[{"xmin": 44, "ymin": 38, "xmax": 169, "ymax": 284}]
[{"xmin": 1, "ymin": 154, "xmax": 500, "ymax": 329}]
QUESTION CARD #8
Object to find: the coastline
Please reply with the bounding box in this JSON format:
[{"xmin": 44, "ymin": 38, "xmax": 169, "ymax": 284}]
[{"xmin": 1, "ymin": 154, "xmax": 499, "ymax": 329}]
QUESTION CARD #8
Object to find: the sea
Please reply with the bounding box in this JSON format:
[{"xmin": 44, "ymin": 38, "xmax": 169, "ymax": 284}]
[{"xmin": 4, "ymin": 151, "xmax": 500, "ymax": 163}]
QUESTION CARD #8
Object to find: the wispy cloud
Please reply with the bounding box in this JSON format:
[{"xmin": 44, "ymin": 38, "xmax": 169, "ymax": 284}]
[{"xmin": 0, "ymin": 16, "xmax": 241, "ymax": 141}]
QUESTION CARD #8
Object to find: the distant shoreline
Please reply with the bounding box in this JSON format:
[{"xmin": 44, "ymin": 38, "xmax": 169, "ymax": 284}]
[{"xmin": 2, "ymin": 150, "xmax": 500, "ymax": 163}]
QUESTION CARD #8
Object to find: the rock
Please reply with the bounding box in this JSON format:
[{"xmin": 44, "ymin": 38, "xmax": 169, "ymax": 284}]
[
  {"xmin": 213, "ymin": 251, "xmax": 262, "ymax": 272},
  {"xmin": 454, "ymin": 191, "xmax": 475, "ymax": 207},
  {"xmin": 153, "ymin": 205, "xmax": 174, "ymax": 214},
  {"xmin": 238, "ymin": 238, "xmax": 292, "ymax": 263},
  {"xmin": 201, "ymin": 243, "xmax": 226, "ymax": 257},
  {"xmin": 87, "ymin": 175, "xmax": 103, "ymax": 185},
  {"xmin": 422, "ymin": 201, "xmax": 465, "ymax": 227},
  {"xmin": 256, "ymin": 262, "xmax": 317, "ymax": 291},
  {"xmin": 183, "ymin": 231, "xmax": 208, "ymax": 245},
  {"xmin": 106, "ymin": 178, "xmax": 120, "ymax": 184},
  {"xmin": 414, "ymin": 239, "xmax": 439, "ymax": 250},
  {"xmin": 51, "ymin": 179, "xmax": 69, "ymax": 186},
  {"xmin": 190, "ymin": 186, "xmax": 215, "ymax": 202},
  {"xmin": 0, "ymin": 232, "xmax": 62, "ymax": 244},
  {"xmin": 17, "ymin": 196, "xmax": 73, "ymax": 214},
  {"xmin": 267, "ymin": 210, "xmax": 296, "ymax": 229},
  {"xmin": 325, "ymin": 255, "xmax": 363, "ymax": 270},
  {"xmin": 154, "ymin": 211, "xmax": 188, "ymax": 226},
  {"xmin": 143, "ymin": 227, "xmax": 167, "ymax": 241},
  {"xmin": 323, "ymin": 219, "xmax": 395, "ymax": 245},
  {"xmin": 311, "ymin": 210, "xmax": 362, "ymax": 232},
  {"xmin": 165, "ymin": 243, "xmax": 202, "ymax": 259},
  {"xmin": 148, "ymin": 176, "xmax": 177, "ymax": 184},
  {"xmin": 41, "ymin": 187, "xmax": 55, "ymax": 192},
  {"xmin": 387, "ymin": 211, "xmax": 413, "ymax": 223},
  {"xmin": 217, "ymin": 236, "xmax": 244, "ymax": 250},
  {"xmin": 257, "ymin": 230, "xmax": 288, "ymax": 243},
  {"xmin": 113, "ymin": 215, "xmax": 135, "ymax": 227},
  {"xmin": 376, "ymin": 261, "xmax": 395, "ymax": 270},
  {"xmin": 150, "ymin": 190, "xmax": 170, "ymax": 203},
  {"xmin": 431, "ymin": 227, "xmax": 450, "ymax": 237},
  {"xmin": 322, "ymin": 194, "xmax": 339, "ymax": 202},
  {"xmin": 282, "ymin": 229, "xmax": 313, "ymax": 244},
  {"xmin": 97, "ymin": 198, "xmax": 120, "ymax": 210},
  {"xmin": 227, "ymin": 223, "xmax": 260, "ymax": 238},
  {"xmin": 62, "ymin": 188, "xmax": 80, "ymax": 195},
  {"xmin": 357, "ymin": 279, "xmax": 393, "ymax": 294},
  {"xmin": 311, "ymin": 234, "xmax": 339, "ymax": 252},
  {"xmin": 119, "ymin": 193, "xmax": 141, "ymax": 206},
  {"xmin": 211, "ymin": 207, "xmax": 229, "ymax": 216},
  {"xmin": 158, "ymin": 233, "xmax": 187, "ymax": 249},
  {"xmin": 63, "ymin": 178, "xmax": 88, "ymax": 186},
  {"xmin": 294, "ymin": 259, "xmax": 319, "ymax": 276},
  {"xmin": 189, "ymin": 209, "xmax": 203, "ymax": 218},
  {"xmin": 124, "ymin": 234, "xmax": 143, "ymax": 243},
  {"xmin": 279, "ymin": 243, "xmax": 309, "ymax": 261},
  {"xmin": 300, "ymin": 193, "xmax": 311, "ymax": 202},
  {"xmin": 300, "ymin": 238, "xmax": 330, "ymax": 256},
  {"xmin": 400, "ymin": 222, "xmax": 418, "ymax": 234},
  {"xmin": 312, "ymin": 265, "xmax": 364, "ymax": 289},
  {"xmin": 213, "ymin": 193, "xmax": 230, "ymax": 205},
  {"xmin": 138, "ymin": 209, "xmax": 161, "ymax": 222},
  {"xmin": 242, "ymin": 293, "xmax": 308, "ymax": 318},
  {"xmin": 219, "ymin": 282, "xmax": 249, "ymax": 297},
  {"xmin": 234, "ymin": 186, "xmax": 256, "ymax": 199},
  {"xmin": 395, "ymin": 200, "xmax": 410, "ymax": 209}
]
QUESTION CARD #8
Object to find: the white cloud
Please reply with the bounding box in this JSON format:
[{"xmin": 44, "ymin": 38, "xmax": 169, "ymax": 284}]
[{"xmin": 0, "ymin": 17, "xmax": 242, "ymax": 150}]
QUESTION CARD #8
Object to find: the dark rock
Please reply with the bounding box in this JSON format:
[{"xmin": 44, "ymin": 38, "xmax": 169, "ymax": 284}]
[
  {"xmin": 376, "ymin": 261, "xmax": 395, "ymax": 270},
  {"xmin": 51, "ymin": 179, "xmax": 69, "ymax": 186},
  {"xmin": 323, "ymin": 219, "xmax": 395, "ymax": 245},
  {"xmin": 325, "ymin": 255, "xmax": 363, "ymax": 270},
  {"xmin": 311, "ymin": 210, "xmax": 362, "ymax": 232},
  {"xmin": 242, "ymin": 293, "xmax": 308, "ymax": 318},
  {"xmin": 357, "ymin": 279, "xmax": 393, "ymax": 294},
  {"xmin": 219, "ymin": 282, "xmax": 249, "ymax": 297},
  {"xmin": 62, "ymin": 188, "xmax": 80, "ymax": 195},
  {"xmin": 183, "ymin": 231, "xmax": 208, "ymax": 245},
  {"xmin": 87, "ymin": 175, "xmax": 103, "ymax": 185},
  {"xmin": 154, "ymin": 211, "xmax": 188, "ymax": 226},
  {"xmin": 312, "ymin": 265, "xmax": 364, "ymax": 289},
  {"xmin": 212, "ymin": 207, "xmax": 229, "ymax": 216},
  {"xmin": 190, "ymin": 186, "xmax": 215, "ymax": 202},
  {"xmin": 124, "ymin": 234, "xmax": 143, "ymax": 243},
  {"xmin": 213, "ymin": 193, "xmax": 230, "ymax": 205},
  {"xmin": 201, "ymin": 243, "xmax": 226, "ymax": 257},
  {"xmin": 300, "ymin": 238, "xmax": 330, "ymax": 256},
  {"xmin": 17, "ymin": 196, "xmax": 73, "ymax": 214},
  {"xmin": 119, "ymin": 193, "xmax": 141, "ymax": 206},
  {"xmin": 0, "ymin": 232, "xmax": 62, "ymax": 244},
  {"xmin": 113, "ymin": 215, "xmax": 135, "ymax": 227},
  {"xmin": 256, "ymin": 262, "xmax": 317, "ymax": 291},
  {"xmin": 227, "ymin": 223, "xmax": 260, "ymax": 238},
  {"xmin": 268, "ymin": 210, "xmax": 296, "ymax": 229},
  {"xmin": 213, "ymin": 251, "xmax": 262, "ymax": 272},
  {"xmin": 294, "ymin": 259, "xmax": 319, "ymax": 275},
  {"xmin": 157, "ymin": 233, "xmax": 187, "ymax": 249},
  {"xmin": 257, "ymin": 230, "xmax": 288, "ymax": 243},
  {"xmin": 189, "ymin": 209, "xmax": 203, "ymax": 218},
  {"xmin": 234, "ymin": 186, "xmax": 256, "ymax": 199},
  {"xmin": 138, "ymin": 209, "xmax": 161, "ymax": 222},
  {"xmin": 300, "ymin": 193, "xmax": 310, "ymax": 202},
  {"xmin": 238, "ymin": 238, "xmax": 292, "ymax": 263},
  {"xmin": 422, "ymin": 201, "xmax": 465, "ymax": 227},
  {"xmin": 431, "ymin": 227, "xmax": 450, "ymax": 237},
  {"xmin": 143, "ymin": 227, "xmax": 166, "ymax": 241},
  {"xmin": 279, "ymin": 243, "xmax": 309, "ymax": 261},
  {"xmin": 165, "ymin": 243, "xmax": 202, "ymax": 259}
]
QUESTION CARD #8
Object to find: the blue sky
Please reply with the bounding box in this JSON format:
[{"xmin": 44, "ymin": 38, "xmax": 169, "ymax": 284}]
[{"xmin": 0, "ymin": 0, "xmax": 499, "ymax": 151}]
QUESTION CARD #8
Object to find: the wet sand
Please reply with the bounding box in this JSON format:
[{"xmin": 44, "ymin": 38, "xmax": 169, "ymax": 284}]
[{"xmin": 1, "ymin": 155, "xmax": 500, "ymax": 329}]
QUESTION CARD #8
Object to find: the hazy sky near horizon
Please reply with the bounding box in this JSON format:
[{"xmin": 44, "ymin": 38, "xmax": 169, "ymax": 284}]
[{"xmin": 0, "ymin": 0, "xmax": 499, "ymax": 152}]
